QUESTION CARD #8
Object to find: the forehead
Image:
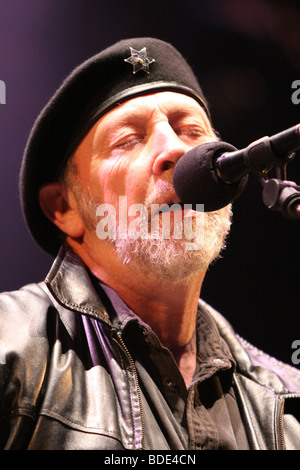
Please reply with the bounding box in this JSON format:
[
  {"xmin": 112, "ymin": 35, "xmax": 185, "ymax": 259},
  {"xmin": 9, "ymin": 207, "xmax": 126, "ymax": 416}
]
[{"xmin": 96, "ymin": 91, "xmax": 209, "ymax": 128}]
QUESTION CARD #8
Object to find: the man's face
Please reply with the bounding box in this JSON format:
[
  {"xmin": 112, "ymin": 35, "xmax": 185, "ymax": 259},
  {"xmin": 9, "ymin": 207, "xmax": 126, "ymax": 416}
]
[{"xmin": 67, "ymin": 91, "xmax": 232, "ymax": 281}]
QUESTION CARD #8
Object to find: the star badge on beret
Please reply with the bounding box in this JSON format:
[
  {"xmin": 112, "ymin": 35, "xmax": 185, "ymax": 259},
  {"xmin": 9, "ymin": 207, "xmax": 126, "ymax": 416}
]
[{"xmin": 124, "ymin": 47, "xmax": 155, "ymax": 74}]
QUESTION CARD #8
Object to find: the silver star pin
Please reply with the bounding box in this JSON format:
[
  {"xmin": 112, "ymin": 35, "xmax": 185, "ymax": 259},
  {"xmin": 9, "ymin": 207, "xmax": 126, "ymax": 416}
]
[{"xmin": 124, "ymin": 47, "xmax": 155, "ymax": 74}]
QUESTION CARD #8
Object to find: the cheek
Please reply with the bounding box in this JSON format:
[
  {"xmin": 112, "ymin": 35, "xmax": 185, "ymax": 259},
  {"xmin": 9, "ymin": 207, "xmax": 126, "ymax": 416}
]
[
  {"xmin": 124, "ymin": 159, "xmax": 153, "ymax": 205},
  {"xmin": 91, "ymin": 159, "xmax": 128, "ymax": 203},
  {"xmin": 89, "ymin": 154, "xmax": 154, "ymax": 218}
]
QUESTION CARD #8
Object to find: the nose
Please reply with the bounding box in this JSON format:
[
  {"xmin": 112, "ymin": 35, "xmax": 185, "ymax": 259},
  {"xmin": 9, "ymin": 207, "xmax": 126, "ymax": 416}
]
[{"xmin": 151, "ymin": 122, "xmax": 189, "ymax": 176}]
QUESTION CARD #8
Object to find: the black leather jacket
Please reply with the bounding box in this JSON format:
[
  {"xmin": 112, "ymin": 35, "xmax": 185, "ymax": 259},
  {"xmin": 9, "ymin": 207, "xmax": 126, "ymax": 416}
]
[{"xmin": 0, "ymin": 247, "xmax": 299, "ymax": 450}]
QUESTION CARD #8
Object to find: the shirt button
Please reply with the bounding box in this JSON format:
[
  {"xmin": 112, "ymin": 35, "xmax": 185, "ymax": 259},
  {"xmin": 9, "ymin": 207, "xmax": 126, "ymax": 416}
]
[{"xmin": 165, "ymin": 379, "xmax": 177, "ymax": 392}]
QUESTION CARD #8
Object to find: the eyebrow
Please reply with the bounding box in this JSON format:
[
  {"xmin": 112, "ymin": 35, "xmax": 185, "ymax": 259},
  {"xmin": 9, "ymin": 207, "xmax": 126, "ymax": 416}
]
[
  {"xmin": 97, "ymin": 97, "xmax": 210, "ymax": 140},
  {"xmin": 112, "ymin": 105, "xmax": 206, "ymax": 126},
  {"xmin": 91, "ymin": 100, "xmax": 213, "ymax": 154}
]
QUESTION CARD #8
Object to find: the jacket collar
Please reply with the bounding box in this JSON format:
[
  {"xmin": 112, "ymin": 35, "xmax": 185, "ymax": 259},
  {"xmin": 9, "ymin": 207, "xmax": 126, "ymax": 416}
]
[
  {"xmin": 45, "ymin": 245, "xmax": 111, "ymax": 325},
  {"xmin": 200, "ymin": 299, "xmax": 300, "ymax": 396}
]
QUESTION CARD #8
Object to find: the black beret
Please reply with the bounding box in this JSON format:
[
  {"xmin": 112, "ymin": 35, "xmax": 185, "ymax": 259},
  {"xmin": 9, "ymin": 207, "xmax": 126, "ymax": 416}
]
[{"xmin": 19, "ymin": 37, "xmax": 210, "ymax": 256}]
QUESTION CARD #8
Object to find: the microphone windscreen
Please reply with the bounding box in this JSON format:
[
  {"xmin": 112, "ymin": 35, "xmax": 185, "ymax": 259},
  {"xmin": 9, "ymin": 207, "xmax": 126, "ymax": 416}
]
[{"xmin": 173, "ymin": 141, "xmax": 248, "ymax": 212}]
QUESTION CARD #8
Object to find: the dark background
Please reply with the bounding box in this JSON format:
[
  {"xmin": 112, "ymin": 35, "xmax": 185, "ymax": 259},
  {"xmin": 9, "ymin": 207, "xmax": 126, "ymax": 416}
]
[{"xmin": 0, "ymin": 0, "xmax": 299, "ymax": 366}]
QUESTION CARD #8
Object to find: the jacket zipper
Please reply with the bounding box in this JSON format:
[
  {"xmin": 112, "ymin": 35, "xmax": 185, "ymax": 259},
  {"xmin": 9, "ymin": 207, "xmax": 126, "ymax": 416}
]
[
  {"xmin": 276, "ymin": 393, "xmax": 300, "ymax": 450},
  {"xmin": 115, "ymin": 331, "xmax": 146, "ymax": 450},
  {"xmin": 276, "ymin": 397, "xmax": 285, "ymax": 450}
]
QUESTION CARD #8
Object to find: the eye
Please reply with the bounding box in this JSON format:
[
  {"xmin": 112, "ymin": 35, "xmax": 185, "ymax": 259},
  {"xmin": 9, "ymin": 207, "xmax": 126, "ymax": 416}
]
[
  {"xmin": 115, "ymin": 134, "xmax": 144, "ymax": 149},
  {"xmin": 175, "ymin": 125, "xmax": 207, "ymax": 142}
]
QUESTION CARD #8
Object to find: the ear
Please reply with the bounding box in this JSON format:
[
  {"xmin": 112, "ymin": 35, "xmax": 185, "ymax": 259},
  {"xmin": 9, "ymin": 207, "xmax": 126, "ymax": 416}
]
[{"xmin": 39, "ymin": 182, "xmax": 85, "ymax": 238}]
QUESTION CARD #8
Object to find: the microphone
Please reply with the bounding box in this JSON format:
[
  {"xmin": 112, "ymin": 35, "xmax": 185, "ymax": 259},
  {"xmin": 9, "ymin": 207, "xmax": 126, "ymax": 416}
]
[{"xmin": 173, "ymin": 124, "xmax": 300, "ymax": 212}]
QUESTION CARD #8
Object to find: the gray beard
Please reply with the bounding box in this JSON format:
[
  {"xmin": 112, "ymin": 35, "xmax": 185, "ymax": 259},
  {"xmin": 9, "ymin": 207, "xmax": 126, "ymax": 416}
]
[
  {"xmin": 112, "ymin": 206, "xmax": 232, "ymax": 283},
  {"xmin": 71, "ymin": 182, "xmax": 232, "ymax": 283}
]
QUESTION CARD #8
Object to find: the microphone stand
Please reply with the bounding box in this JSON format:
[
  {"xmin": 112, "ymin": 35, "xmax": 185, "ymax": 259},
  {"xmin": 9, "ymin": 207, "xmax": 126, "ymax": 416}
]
[
  {"xmin": 214, "ymin": 123, "xmax": 300, "ymax": 219},
  {"xmin": 259, "ymin": 157, "xmax": 300, "ymax": 220}
]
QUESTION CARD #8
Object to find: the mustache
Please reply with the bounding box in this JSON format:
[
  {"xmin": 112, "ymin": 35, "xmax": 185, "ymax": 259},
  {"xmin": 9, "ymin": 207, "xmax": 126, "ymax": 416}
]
[
  {"xmin": 144, "ymin": 180, "xmax": 182, "ymax": 215},
  {"xmin": 145, "ymin": 180, "xmax": 176, "ymax": 205}
]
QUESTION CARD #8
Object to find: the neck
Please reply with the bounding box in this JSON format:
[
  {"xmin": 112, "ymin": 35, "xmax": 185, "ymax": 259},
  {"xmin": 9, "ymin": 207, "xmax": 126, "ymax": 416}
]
[{"xmin": 115, "ymin": 271, "xmax": 204, "ymax": 350}]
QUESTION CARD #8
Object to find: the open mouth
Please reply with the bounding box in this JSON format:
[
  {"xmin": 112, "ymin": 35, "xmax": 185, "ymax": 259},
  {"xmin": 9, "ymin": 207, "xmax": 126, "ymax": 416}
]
[{"xmin": 157, "ymin": 201, "xmax": 186, "ymax": 214}]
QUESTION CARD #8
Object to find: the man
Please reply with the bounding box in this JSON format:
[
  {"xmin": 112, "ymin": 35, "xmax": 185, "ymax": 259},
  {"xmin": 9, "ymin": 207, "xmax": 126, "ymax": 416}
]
[{"xmin": 0, "ymin": 38, "xmax": 299, "ymax": 450}]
